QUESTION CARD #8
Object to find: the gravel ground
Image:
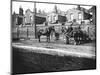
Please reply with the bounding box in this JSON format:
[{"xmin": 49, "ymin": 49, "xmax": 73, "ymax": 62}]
[{"xmin": 12, "ymin": 39, "xmax": 96, "ymax": 58}]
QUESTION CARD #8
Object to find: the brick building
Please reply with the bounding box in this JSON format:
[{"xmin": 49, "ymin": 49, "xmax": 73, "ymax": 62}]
[
  {"xmin": 88, "ymin": 6, "xmax": 96, "ymax": 25},
  {"xmin": 24, "ymin": 9, "xmax": 47, "ymax": 25},
  {"xmin": 46, "ymin": 5, "xmax": 67, "ymax": 24},
  {"xmin": 66, "ymin": 5, "xmax": 92, "ymax": 24},
  {"xmin": 46, "ymin": 12, "xmax": 66, "ymax": 24},
  {"xmin": 12, "ymin": 7, "xmax": 25, "ymax": 27}
]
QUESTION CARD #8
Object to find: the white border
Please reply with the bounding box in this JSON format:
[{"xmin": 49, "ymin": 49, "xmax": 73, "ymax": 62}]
[{"xmin": 0, "ymin": 0, "xmax": 100, "ymax": 75}]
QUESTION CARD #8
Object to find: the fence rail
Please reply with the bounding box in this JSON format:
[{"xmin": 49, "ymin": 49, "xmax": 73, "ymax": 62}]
[{"xmin": 12, "ymin": 24, "xmax": 96, "ymax": 40}]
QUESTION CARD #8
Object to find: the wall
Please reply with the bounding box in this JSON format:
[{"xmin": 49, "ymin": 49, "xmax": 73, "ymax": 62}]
[
  {"xmin": 66, "ymin": 8, "xmax": 83, "ymax": 22},
  {"xmin": 25, "ymin": 9, "xmax": 33, "ymax": 25}
]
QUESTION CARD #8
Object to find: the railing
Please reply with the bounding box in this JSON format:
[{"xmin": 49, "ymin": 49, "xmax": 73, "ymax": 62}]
[{"xmin": 12, "ymin": 24, "xmax": 96, "ymax": 40}]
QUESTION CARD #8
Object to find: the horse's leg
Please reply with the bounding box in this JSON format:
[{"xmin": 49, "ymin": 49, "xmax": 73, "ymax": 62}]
[
  {"xmin": 46, "ymin": 36, "xmax": 48, "ymax": 42},
  {"xmin": 78, "ymin": 33, "xmax": 81, "ymax": 45},
  {"xmin": 48, "ymin": 35, "xmax": 50, "ymax": 42},
  {"xmin": 38, "ymin": 35, "xmax": 41, "ymax": 42},
  {"xmin": 74, "ymin": 34, "xmax": 78, "ymax": 45},
  {"xmin": 47, "ymin": 35, "xmax": 50, "ymax": 43},
  {"xmin": 48, "ymin": 35, "xmax": 50, "ymax": 43},
  {"xmin": 74, "ymin": 37, "xmax": 77, "ymax": 45},
  {"xmin": 66, "ymin": 36, "xmax": 69, "ymax": 44},
  {"xmin": 79, "ymin": 34, "xmax": 82, "ymax": 44},
  {"xmin": 50, "ymin": 32, "xmax": 52, "ymax": 41}
]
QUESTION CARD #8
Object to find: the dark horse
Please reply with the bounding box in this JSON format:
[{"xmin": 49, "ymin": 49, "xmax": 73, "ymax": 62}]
[
  {"xmin": 73, "ymin": 27, "xmax": 83, "ymax": 45},
  {"xmin": 37, "ymin": 26, "xmax": 55, "ymax": 42},
  {"xmin": 62, "ymin": 26, "xmax": 86, "ymax": 45}
]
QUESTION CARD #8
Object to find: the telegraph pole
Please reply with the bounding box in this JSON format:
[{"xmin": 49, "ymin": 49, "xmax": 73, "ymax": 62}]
[{"xmin": 34, "ymin": 2, "xmax": 37, "ymax": 39}]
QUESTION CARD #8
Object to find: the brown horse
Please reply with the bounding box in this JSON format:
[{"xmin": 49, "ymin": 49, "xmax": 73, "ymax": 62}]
[{"xmin": 37, "ymin": 26, "xmax": 55, "ymax": 42}]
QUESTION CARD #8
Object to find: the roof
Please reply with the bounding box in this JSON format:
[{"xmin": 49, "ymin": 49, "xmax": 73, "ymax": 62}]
[
  {"xmin": 66, "ymin": 7, "xmax": 89, "ymax": 14},
  {"xmin": 36, "ymin": 13, "xmax": 47, "ymax": 18},
  {"xmin": 47, "ymin": 10, "xmax": 66, "ymax": 16},
  {"xmin": 88, "ymin": 6, "xmax": 96, "ymax": 12},
  {"xmin": 12, "ymin": 12, "xmax": 25, "ymax": 18},
  {"xmin": 25, "ymin": 9, "xmax": 47, "ymax": 18}
]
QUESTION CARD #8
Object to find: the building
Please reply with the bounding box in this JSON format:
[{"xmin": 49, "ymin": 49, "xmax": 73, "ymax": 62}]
[
  {"xmin": 47, "ymin": 12, "xmax": 66, "ymax": 24},
  {"xmin": 12, "ymin": 7, "xmax": 25, "ymax": 27},
  {"xmin": 88, "ymin": 6, "xmax": 96, "ymax": 25},
  {"xmin": 66, "ymin": 5, "xmax": 92, "ymax": 24},
  {"xmin": 24, "ymin": 9, "xmax": 47, "ymax": 25},
  {"xmin": 24, "ymin": 9, "xmax": 33, "ymax": 25},
  {"xmin": 46, "ymin": 5, "xmax": 67, "ymax": 24}
]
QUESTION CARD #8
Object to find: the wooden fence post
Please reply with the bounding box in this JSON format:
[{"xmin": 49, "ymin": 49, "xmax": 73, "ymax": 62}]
[
  {"xmin": 27, "ymin": 27, "xmax": 29, "ymax": 39},
  {"xmin": 17, "ymin": 27, "xmax": 19, "ymax": 39}
]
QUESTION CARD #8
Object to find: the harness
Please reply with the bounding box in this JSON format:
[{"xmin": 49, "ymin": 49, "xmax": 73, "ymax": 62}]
[{"xmin": 62, "ymin": 27, "xmax": 73, "ymax": 38}]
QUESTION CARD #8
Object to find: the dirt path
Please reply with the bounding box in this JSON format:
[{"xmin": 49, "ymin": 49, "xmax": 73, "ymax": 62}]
[{"xmin": 12, "ymin": 40, "xmax": 96, "ymax": 58}]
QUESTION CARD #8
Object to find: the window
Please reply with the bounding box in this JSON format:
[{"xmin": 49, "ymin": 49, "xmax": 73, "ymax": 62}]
[
  {"xmin": 70, "ymin": 13, "xmax": 74, "ymax": 20},
  {"xmin": 25, "ymin": 17, "xmax": 26, "ymax": 23},
  {"xmin": 48, "ymin": 16, "xmax": 51, "ymax": 22},
  {"xmin": 78, "ymin": 13, "xmax": 82, "ymax": 20},
  {"xmin": 54, "ymin": 15, "xmax": 57, "ymax": 20},
  {"xmin": 30, "ymin": 16, "xmax": 32, "ymax": 22},
  {"xmin": 53, "ymin": 15, "xmax": 56, "ymax": 21},
  {"xmin": 90, "ymin": 12, "xmax": 93, "ymax": 15},
  {"xmin": 16, "ymin": 18, "xmax": 18, "ymax": 23}
]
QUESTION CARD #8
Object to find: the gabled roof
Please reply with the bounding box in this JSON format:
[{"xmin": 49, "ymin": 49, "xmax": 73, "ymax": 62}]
[
  {"xmin": 47, "ymin": 10, "xmax": 66, "ymax": 16},
  {"xmin": 12, "ymin": 12, "xmax": 25, "ymax": 18},
  {"xmin": 66, "ymin": 7, "xmax": 90, "ymax": 14},
  {"xmin": 25, "ymin": 9, "xmax": 33, "ymax": 13},
  {"xmin": 25, "ymin": 9, "xmax": 47, "ymax": 18},
  {"xmin": 88, "ymin": 6, "xmax": 96, "ymax": 12},
  {"xmin": 36, "ymin": 13, "xmax": 47, "ymax": 17}
]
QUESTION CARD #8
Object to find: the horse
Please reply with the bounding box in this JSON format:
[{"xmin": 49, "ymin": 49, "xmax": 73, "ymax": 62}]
[
  {"xmin": 73, "ymin": 28, "xmax": 83, "ymax": 45},
  {"xmin": 61, "ymin": 26, "xmax": 84, "ymax": 45},
  {"xmin": 37, "ymin": 26, "xmax": 55, "ymax": 42}
]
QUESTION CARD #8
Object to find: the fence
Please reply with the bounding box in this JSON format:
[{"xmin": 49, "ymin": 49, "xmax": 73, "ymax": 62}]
[
  {"xmin": 12, "ymin": 26, "xmax": 35, "ymax": 40},
  {"xmin": 12, "ymin": 24, "xmax": 96, "ymax": 40}
]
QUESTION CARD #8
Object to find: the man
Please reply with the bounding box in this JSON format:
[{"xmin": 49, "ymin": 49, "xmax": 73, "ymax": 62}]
[{"xmin": 65, "ymin": 24, "xmax": 73, "ymax": 44}]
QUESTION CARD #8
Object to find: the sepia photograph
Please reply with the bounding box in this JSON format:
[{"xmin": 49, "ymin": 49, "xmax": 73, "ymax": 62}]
[{"xmin": 11, "ymin": 0, "xmax": 96, "ymax": 74}]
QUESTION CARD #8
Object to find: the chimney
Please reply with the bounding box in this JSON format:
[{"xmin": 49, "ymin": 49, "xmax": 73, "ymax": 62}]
[{"xmin": 77, "ymin": 5, "xmax": 81, "ymax": 10}]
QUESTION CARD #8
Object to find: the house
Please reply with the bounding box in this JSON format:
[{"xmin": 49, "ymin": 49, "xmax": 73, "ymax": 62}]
[
  {"xmin": 46, "ymin": 5, "xmax": 67, "ymax": 24},
  {"xmin": 46, "ymin": 12, "xmax": 66, "ymax": 24},
  {"xmin": 12, "ymin": 7, "xmax": 25, "ymax": 27},
  {"xmin": 12, "ymin": 13, "xmax": 25, "ymax": 27},
  {"xmin": 66, "ymin": 5, "xmax": 92, "ymax": 24},
  {"xmin": 24, "ymin": 9, "xmax": 47, "ymax": 25},
  {"xmin": 88, "ymin": 6, "xmax": 96, "ymax": 25}
]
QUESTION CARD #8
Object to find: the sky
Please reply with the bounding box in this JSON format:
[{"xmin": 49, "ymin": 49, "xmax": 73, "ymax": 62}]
[{"xmin": 12, "ymin": 1, "xmax": 93, "ymax": 14}]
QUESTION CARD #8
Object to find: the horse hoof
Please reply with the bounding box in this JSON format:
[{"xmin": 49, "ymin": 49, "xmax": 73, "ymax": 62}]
[{"xmin": 66, "ymin": 42, "xmax": 69, "ymax": 44}]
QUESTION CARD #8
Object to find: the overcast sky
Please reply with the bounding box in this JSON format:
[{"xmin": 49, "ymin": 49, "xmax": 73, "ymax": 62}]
[{"xmin": 12, "ymin": 1, "xmax": 92, "ymax": 14}]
